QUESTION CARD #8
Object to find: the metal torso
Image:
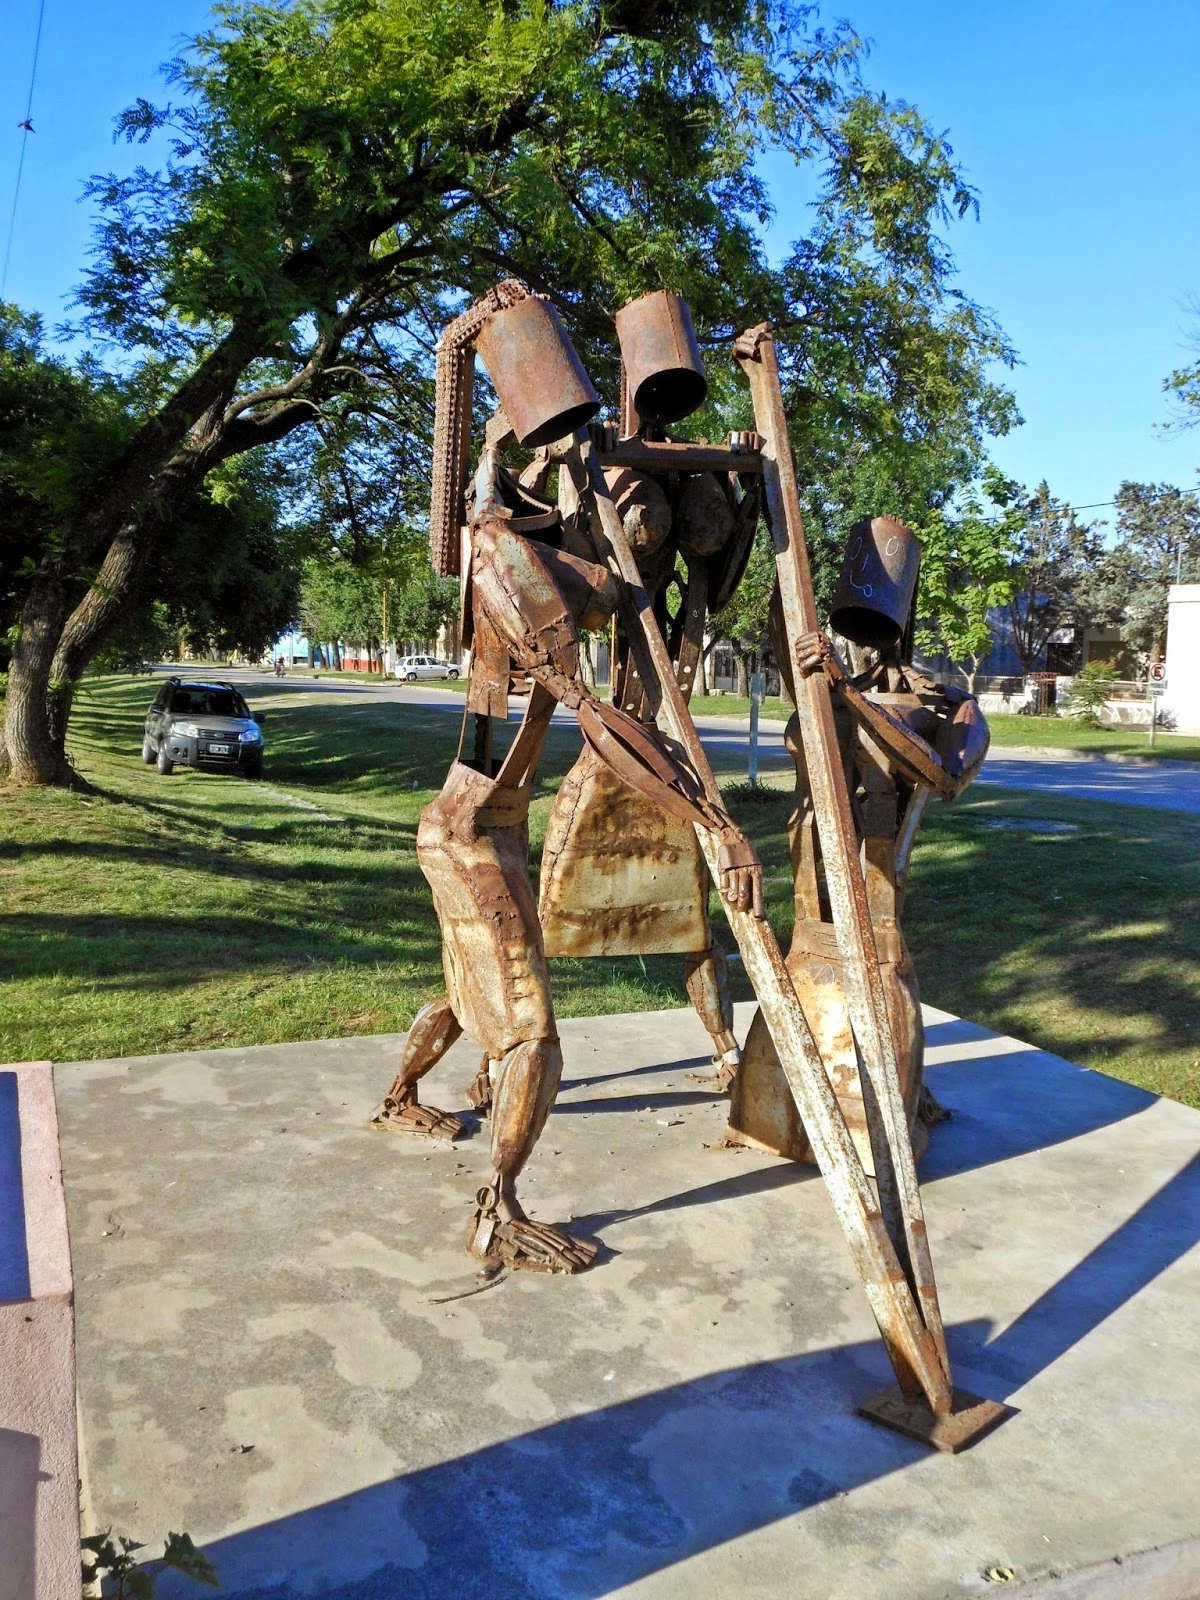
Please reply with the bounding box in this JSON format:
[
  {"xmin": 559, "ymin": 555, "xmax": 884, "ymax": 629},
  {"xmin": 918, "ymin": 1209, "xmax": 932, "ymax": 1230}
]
[{"xmin": 728, "ymin": 663, "xmax": 960, "ymax": 1171}]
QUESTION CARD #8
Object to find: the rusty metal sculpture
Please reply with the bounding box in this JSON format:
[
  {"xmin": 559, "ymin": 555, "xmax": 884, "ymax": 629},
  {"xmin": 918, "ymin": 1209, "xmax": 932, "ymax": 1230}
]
[
  {"xmin": 727, "ymin": 516, "xmax": 991, "ymax": 1171},
  {"xmin": 373, "ymin": 282, "xmax": 763, "ymax": 1274},
  {"xmin": 372, "ymin": 286, "xmax": 1010, "ymax": 1450}
]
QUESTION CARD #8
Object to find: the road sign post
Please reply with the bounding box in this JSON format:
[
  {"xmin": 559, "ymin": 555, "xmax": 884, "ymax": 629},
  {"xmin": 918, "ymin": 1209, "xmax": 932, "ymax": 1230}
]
[{"xmin": 1148, "ymin": 665, "xmax": 1167, "ymax": 748}]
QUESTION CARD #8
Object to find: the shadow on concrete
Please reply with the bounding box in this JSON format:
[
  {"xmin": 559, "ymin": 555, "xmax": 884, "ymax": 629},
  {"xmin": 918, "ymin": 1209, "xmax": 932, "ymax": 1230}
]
[
  {"xmin": 962, "ymin": 1152, "xmax": 1200, "ymax": 1389},
  {"xmin": 154, "ymin": 1150, "xmax": 1200, "ymax": 1600},
  {"xmin": 568, "ymin": 1155, "xmax": 816, "ymax": 1237},
  {"xmin": 0, "ymin": 1073, "xmax": 31, "ymax": 1302},
  {"xmin": 552, "ymin": 1022, "xmax": 1156, "ymax": 1190},
  {"xmin": 554, "ymin": 1089, "xmax": 723, "ymax": 1117},
  {"xmin": 921, "ymin": 1031, "xmax": 1158, "ymax": 1183},
  {"xmin": 0, "ymin": 1427, "xmax": 40, "ymax": 1599}
]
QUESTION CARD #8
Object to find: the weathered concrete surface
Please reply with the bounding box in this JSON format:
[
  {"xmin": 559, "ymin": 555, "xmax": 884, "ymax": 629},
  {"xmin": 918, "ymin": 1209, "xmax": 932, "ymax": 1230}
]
[
  {"xmin": 57, "ymin": 1006, "xmax": 1200, "ymax": 1600},
  {"xmin": 1, "ymin": 1061, "xmax": 81, "ymax": 1600}
]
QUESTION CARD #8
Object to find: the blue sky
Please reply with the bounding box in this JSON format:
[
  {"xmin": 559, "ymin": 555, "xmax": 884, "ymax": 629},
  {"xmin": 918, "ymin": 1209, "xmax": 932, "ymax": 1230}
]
[{"xmin": 2, "ymin": 0, "xmax": 1198, "ymax": 518}]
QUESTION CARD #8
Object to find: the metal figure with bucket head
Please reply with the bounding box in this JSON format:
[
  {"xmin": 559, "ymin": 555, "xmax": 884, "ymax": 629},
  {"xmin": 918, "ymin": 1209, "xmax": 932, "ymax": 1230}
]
[
  {"xmin": 370, "ymin": 282, "xmax": 764, "ymax": 1274},
  {"xmin": 727, "ymin": 516, "xmax": 991, "ymax": 1169}
]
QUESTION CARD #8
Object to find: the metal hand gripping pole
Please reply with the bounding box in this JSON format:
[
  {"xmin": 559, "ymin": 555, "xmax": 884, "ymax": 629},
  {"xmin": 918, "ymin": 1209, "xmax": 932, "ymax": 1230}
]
[
  {"xmin": 563, "ymin": 436, "xmax": 1014, "ymax": 1446},
  {"xmin": 731, "ymin": 323, "xmax": 1011, "ymax": 1447}
]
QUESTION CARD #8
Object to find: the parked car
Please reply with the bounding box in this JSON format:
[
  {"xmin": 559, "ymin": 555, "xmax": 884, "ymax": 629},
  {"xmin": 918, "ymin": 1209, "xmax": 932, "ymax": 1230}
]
[
  {"xmin": 393, "ymin": 654, "xmax": 460, "ymax": 681},
  {"xmin": 142, "ymin": 679, "xmax": 267, "ymax": 778}
]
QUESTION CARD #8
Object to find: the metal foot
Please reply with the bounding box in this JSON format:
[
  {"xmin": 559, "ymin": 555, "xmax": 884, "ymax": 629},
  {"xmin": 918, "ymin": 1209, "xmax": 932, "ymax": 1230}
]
[
  {"xmin": 369, "ymin": 1094, "xmax": 465, "ymax": 1141},
  {"xmin": 857, "ymin": 1384, "xmax": 1015, "ymax": 1453},
  {"xmin": 466, "ymin": 1188, "xmax": 598, "ymax": 1274}
]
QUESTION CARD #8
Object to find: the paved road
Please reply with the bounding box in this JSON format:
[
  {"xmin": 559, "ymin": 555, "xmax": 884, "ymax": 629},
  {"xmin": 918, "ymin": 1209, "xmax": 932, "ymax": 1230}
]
[
  {"xmin": 165, "ymin": 666, "xmax": 1200, "ymax": 814},
  {"xmin": 975, "ymin": 750, "xmax": 1200, "ymax": 815}
]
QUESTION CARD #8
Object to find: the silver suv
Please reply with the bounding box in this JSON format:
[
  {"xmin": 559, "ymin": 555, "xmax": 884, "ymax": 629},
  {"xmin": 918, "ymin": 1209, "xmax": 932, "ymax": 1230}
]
[
  {"xmin": 143, "ymin": 679, "xmax": 266, "ymax": 778},
  {"xmin": 393, "ymin": 654, "xmax": 460, "ymax": 681}
]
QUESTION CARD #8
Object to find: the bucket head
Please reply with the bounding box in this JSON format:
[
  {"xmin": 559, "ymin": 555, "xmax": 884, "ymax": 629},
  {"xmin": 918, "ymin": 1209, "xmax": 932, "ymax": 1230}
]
[
  {"xmin": 829, "ymin": 517, "xmax": 922, "ymax": 652},
  {"xmin": 615, "ymin": 291, "xmax": 708, "ymax": 426},
  {"xmin": 474, "ymin": 294, "xmax": 601, "ymax": 448}
]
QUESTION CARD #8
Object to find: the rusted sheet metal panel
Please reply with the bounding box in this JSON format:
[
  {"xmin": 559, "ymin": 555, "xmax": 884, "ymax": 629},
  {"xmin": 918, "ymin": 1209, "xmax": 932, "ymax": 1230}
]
[
  {"xmin": 539, "ymin": 745, "xmax": 711, "ymax": 956},
  {"xmin": 728, "ymin": 925, "xmax": 925, "ymax": 1174},
  {"xmin": 416, "ymin": 762, "xmax": 553, "ymax": 1061}
]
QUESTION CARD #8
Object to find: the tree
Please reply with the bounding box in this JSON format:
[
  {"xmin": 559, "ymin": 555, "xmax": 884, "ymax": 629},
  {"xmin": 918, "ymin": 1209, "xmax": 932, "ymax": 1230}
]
[
  {"xmin": 711, "ymin": 526, "xmax": 776, "ymax": 694},
  {"xmin": 1061, "ymin": 660, "xmax": 1118, "ymax": 728},
  {"xmin": 97, "ymin": 456, "xmax": 304, "ymax": 669},
  {"xmin": 296, "ymin": 553, "xmax": 380, "ymax": 666},
  {"xmin": 1081, "ymin": 482, "xmax": 1200, "ymax": 662},
  {"xmin": 914, "ymin": 467, "xmax": 1022, "ymax": 691},
  {"xmin": 4, "ymin": 0, "xmax": 1016, "ymax": 786},
  {"xmin": 390, "ymin": 561, "xmax": 459, "ymax": 651},
  {"xmin": 1004, "ymin": 481, "xmax": 1103, "ymax": 675}
]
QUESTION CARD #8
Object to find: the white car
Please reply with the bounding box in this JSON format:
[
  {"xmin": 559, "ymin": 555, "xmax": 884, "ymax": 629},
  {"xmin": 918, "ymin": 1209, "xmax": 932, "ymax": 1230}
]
[{"xmin": 394, "ymin": 654, "xmax": 461, "ymax": 681}]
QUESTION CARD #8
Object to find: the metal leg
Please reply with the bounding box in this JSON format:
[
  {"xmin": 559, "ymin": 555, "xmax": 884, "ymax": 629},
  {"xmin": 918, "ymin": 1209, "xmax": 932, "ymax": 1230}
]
[
  {"xmin": 683, "ymin": 947, "xmax": 741, "ymax": 1089},
  {"xmin": 370, "ymin": 997, "xmax": 467, "ymax": 1140},
  {"xmin": 465, "ymin": 1038, "xmax": 599, "ymax": 1273}
]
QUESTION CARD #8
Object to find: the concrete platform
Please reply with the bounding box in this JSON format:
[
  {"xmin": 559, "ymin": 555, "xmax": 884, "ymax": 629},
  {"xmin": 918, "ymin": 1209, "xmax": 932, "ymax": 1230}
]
[{"xmin": 56, "ymin": 1005, "xmax": 1200, "ymax": 1599}]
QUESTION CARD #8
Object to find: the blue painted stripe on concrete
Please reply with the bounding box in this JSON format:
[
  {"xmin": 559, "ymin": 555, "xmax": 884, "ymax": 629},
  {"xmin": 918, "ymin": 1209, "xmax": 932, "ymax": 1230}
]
[{"xmin": 0, "ymin": 1072, "xmax": 31, "ymax": 1302}]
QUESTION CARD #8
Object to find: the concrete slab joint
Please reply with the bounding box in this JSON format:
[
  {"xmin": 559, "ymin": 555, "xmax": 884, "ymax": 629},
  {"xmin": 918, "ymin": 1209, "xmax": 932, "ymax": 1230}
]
[{"xmin": 1, "ymin": 1060, "xmax": 81, "ymax": 1600}]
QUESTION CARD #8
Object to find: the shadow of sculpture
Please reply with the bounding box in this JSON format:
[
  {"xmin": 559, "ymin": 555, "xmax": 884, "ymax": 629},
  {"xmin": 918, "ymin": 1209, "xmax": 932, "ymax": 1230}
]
[{"xmin": 154, "ymin": 1150, "xmax": 1200, "ymax": 1600}]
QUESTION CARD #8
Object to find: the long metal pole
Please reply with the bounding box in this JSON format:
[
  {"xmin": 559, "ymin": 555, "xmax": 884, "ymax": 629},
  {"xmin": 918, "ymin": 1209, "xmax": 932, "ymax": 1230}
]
[
  {"xmin": 733, "ymin": 324, "xmax": 949, "ymax": 1384},
  {"xmin": 567, "ymin": 437, "xmax": 953, "ymax": 1411}
]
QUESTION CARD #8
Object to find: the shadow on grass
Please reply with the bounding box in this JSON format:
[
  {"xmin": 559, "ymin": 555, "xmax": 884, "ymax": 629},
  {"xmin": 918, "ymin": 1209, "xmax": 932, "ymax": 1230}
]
[{"xmin": 906, "ymin": 789, "xmax": 1200, "ymax": 1096}]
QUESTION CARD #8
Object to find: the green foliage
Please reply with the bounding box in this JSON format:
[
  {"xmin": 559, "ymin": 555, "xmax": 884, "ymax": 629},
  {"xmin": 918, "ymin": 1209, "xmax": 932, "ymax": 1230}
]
[
  {"xmin": 1004, "ymin": 480, "xmax": 1104, "ymax": 674},
  {"xmin": 0, "ymin": 304, "xmax": 300, "ymax": 674},
  {"xmin": 102, "ymin": 456, "xmax": 304, "ymax": 669},
  {"xmin": 711, "ymin": 524, "xmax": 776, "ymax": 662},
  {"xmin": 81, "ymin": 1528, "xmax": 217, "ymax": 1597},
  {"xmin": 915, "ymin": 465, "xmax": 1022, "ymax": 683},
  {"xmin": 0, "ymin": 305, "xmax": 134, "ymax": 667},
  {"xmin": 1061, "ymin": 660, "xmax": 1118, "ymax": 729},
  {"xmin": 80, "ymin": 0, "xmax": 1016, "ymax": 534},
  {"xmin": 1080, "ymin": 481, "xmax": 1200, "ymax": 659},
  {"xmin": 389, "ymin": 560, "xmax": 459, "ymax": 648},
  {"xmin": 297, "ymin": 551, "xmax": 381, "ymax": 649},
  {"xmin": 9, "ymin": 0, "xmax": 1020, "ymax": 784}
]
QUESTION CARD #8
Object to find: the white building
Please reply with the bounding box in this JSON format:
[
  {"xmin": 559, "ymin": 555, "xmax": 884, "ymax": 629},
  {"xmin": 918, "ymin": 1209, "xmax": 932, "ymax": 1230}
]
[{"xmin": 1162, "ymin": 585, "xmax": 1200, "ymax": 735}]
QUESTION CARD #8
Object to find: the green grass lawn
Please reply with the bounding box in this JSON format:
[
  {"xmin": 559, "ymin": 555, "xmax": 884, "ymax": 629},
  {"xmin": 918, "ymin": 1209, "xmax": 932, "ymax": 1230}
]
[
  {"xmin": 2, "ymin": 674, "xmax": 1197, "ymax": 1109},
  {"xmin": 983, "ymin": 713, "xmax": 1200, "ymax": 760}
]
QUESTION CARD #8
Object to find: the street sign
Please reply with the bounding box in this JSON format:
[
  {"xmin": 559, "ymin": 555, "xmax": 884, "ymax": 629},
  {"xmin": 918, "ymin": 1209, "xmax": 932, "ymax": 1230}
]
[
  {"xmin": 1149, "ymin": 662, "xmax": 1167, "ymax": 687},
  {"xmin": 1149, "ymin": 682, "xmax": 1167, "ymax": 697}
]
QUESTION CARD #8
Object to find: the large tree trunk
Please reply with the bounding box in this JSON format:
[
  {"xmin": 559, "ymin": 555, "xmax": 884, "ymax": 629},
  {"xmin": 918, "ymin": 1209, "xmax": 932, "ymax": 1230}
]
[
  {"xmin": 734, "ymin": 648, "xmax": 750, "ymax": 697},
  {"xmin": 3, "ymin": 575, "xmax": 77, "ymax": 786}
]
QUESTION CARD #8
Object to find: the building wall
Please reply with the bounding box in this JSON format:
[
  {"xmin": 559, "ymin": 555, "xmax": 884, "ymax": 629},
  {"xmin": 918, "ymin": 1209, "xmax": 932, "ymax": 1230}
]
[{"xmin": 1162, "ymin": 585, "xmax": 1200, "ymax": 734}]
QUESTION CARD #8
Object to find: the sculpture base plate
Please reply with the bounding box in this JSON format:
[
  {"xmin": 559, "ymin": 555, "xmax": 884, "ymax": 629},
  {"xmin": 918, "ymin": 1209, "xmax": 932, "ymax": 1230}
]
[{"xmin": 857, "ymin": 1384, "xmax": 1015, "ymax": 1453}]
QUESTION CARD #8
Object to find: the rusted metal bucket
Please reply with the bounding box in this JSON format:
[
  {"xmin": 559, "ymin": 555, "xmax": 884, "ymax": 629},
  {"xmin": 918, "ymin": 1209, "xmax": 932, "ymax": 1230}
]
[
  {"xmin": 829, "ymin": 516, "xmax": 922, "ymax": 650},
  {"xmin": 615, "ymin": 291, "xmax": 708, "ymax": 425},
  {"xmin": 475, "ymin": 295, "xmax": 601, "ymax": 447}
]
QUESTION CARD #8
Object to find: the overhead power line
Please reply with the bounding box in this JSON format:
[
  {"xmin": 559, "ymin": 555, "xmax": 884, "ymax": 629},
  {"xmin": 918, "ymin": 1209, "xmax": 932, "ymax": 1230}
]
[{"xmin": 1, "ymin": 0, "xmax": 48, "ymax": 298}]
